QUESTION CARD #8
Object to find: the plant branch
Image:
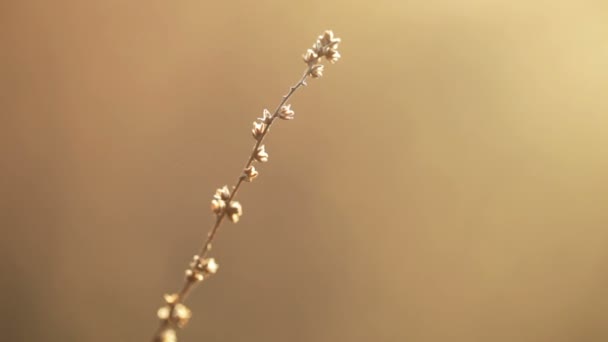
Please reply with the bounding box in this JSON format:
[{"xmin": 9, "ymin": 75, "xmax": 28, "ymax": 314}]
[
  {"xmin": 152, "ymin": 30, "xmax": 341, "ymax": 342},
  {"xmin": 197, "ymin": 66, "xmax": 313, "ymax": 260}
]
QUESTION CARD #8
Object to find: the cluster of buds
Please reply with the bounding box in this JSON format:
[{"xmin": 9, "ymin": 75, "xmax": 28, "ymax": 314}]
[
  {"xmin": 185, "ymin": 255, "xmax": 219, "ymax": 282},
  {"xmin": 157, "ymin": 303, "xmax": 191, "ymax": 328},
  {"xmin": 303, "ymin": 30, "xmax": 341, "ymax": 78},
  {"xmin": 155, "ymin": 258, "xmax": 220, "ymax": 339},
  {"xmin": 210, "ymin": 186, "xmax": 242, "ymax": 222},
  {"xmin": 157, "ymin": 294, "xmax": 193, "ymax": 330}
]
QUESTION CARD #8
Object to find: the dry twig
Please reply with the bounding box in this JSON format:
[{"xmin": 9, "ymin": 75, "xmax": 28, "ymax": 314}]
[{"xmin": 153, "ymin": 30, "xmax": 342, "ymax": 342}]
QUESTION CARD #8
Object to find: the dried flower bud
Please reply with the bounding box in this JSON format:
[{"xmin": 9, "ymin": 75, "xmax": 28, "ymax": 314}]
[
  {"xmin": 329, "ymin": 38, "xmax": 340, "ymax": 49},
  {"xmin": 216, "ymin": 186, "xmax": 230, "ymax": 200},
  {"xmin": 156, "ymin": 328, "xmax": 177, "ymax": 342},
  {"xmin": 157, "ymin": 305, "xmax": 171, "ymax": 320},
  {"xmin": 185, "ymin": 268, "xmax": 204, "ymax": 282},
  {"xmin": 252, "ymin": 121, "xmax": 265, "ymax": 140},
  {"xmin": 311, "ymin": 64, "xmax": 324, "ymax": 78},
  {"xmin": 157, "ymin": 303, "xmax": 191, "ymax": 327},
  {"xmin": 321, "ymin": 45, "xmax": 330, "ymax": 56},
  {"xmin": 163, "ymin": 293, "xmax": 179, "ymax": 304},
  {"xmin": 157, "ymin": 303, "xmax": 192, "ymax": 328},
  {"xmin": 311, "ymin": 30, "xmax": 341, "ymax": 65},
  {"xmin": 190, "ymin": 255, "xmax": 201, "ymax": 267},
  {"xmin": 191, "ymin": 255, "xmax": 219, "ymax": 275},
  {"xmin": 258, "ymin": 108, "xmax": 273, "ymax": 124},
  {"xmin": 185, "ymin": 256, "xmax": 205, "ymax": 282},
  {"xmin": 173, "ymin": 303, "xmax": 192, "ymax": 328},
  {"xmin": 302, "ymin": 49, "xmax": 318, "ymax": 64},
  {"xmin": 319, "ymin": 30, "xmax": 340, "ymax": 48},
  {"xmin": 203, "ymin": 258, "xmax": 219, "ymax": 274},
  {"xmin": 226, "ymin": 201, "xmax": 243, "ymax": 223},
  {"xmin": 210, "ymin": 198, "xmax": 225, "ymax": 214},
  {"xmin": 211, "ymin": 186, "xmax": 231, "ymax": 214},
  {"xmin": 327, "ymin": 49, "xmax": 340, "ymax": 63},
  {"xmin": 279, "ymin": 104, "xmax": 295, "ymax": 120},
  {"xmin": 319, "ymin": 30, "xmax": 333, "ymax": 45},
  {"xmin": 254, "ymin": 145, "xmax": 269, "ymax": 162},
  {"xmin": 243, "ymin": 165, "xmax": 258, "ymax": 182},
  {"xmin": 312, "ymin": 41, "xmax": 323, "ymax": 55}
]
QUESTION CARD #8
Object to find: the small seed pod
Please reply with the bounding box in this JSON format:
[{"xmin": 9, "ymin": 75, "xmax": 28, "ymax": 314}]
[
  {"xmin": 156, "ymin": 328, "xmax": 177, "ymax": 342},
  {"xmin": 202, "ymin": 258, "xmax": 219, "ymax": 274},
  {"xmin": 211, "ymin": 186, "xmax": 231, "ymax": 215},
  {"xmin": 157, "ymin": 306, "xmax": 171, "ymax": 321},
  {"xmin": 157, "ymin": 303, "xmax": 192, "ymax": 328},
  {"xmin": 302, "ymin": 49, "xmax": 318, "ymax": 64},
  {"xmin": 215, "ymin": 186, "xmax": 230, "ymax": 201},
  {"xmin": 185, "ymin": 268, "xmax": 204, "ymax": 282},
  {"xmin": 254, "ymin": 145, "xmax": 269, "ymax": 162},
  {"xmin": 311, "ymin": 64, "xmax": 324, "ymax": 78},
  {"xmin": 252, "ymin": 121, "xmax": 265, "ymax": 140},
  {"xmin": 327, "ymin": 49, "xmax": 340, "ymax": 63},
  {"xmin": 173, "ymin": 303, "xmax": 192, "ymax": 328},
  {"xmin": 243, "ymin": 165, "xmax": 259, "ymax": 182},
  {"xmin": 226, "ymin": 201, "xmax": 243, "ymax": 223},
  {"xmin": 312, "ymin": 41, "xmax": 323, "ymax": 55},
  {"xmin": 320, "ymin": 30, "xmax": 339, "ymax": 46},
  {"xmin": 191, "ymin": 255, "xmax": 219, "ymax": 274},
  {"xmin": 258, "ymin": 108, "xmax": 272, "ymax": 124},
  {"xmin": 210, "ymin": 198, "xmax": 225, "ymax": 214},
  {"xmin": 279, "ymin": 104, "xmax": 295, "ymax": 120},
  {"xmin": 163, "ymin": 293, "xmax": 179, "ymax": 304}
]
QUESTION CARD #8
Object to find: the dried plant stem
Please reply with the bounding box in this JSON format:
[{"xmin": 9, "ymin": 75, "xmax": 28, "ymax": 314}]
[
  {"xmin": 153, "ymin": 31, "xmax": 341, "ymax": 342},
  {"xmin": 199, "ymin": 66, "xmax": 313, "ymax": 258},
  {"xmin": 152, "ymin": 67, "xmax": 313, "ymax": 341}
]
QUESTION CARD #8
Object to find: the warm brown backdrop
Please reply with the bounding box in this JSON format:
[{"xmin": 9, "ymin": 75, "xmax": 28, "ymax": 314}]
[{"xmin": 2, "ymin": 1, "xmax": 608, "ymax": 341}]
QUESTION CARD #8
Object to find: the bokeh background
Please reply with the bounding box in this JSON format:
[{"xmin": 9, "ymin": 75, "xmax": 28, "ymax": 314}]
[{"xmin": 2, "ymin": 1, "xmax": 608, "ymax": 341}]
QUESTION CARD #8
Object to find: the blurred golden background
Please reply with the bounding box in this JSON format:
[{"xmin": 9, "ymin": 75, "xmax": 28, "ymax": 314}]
[{"xmin": 2, "ymin": 1, "xmax": 608, "ymax": 341}]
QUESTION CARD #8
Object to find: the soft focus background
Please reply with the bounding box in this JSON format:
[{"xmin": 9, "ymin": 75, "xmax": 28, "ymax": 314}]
[{"xmin": 2, "ymin": 1, "xmax": 608, "ymax": 341}]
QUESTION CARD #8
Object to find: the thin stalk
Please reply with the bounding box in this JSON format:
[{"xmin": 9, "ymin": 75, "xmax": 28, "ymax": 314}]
[
  {"xmin": 152, "ymin": 65, "xmax": 312, "ymax": 341},
  {"xmin": 152, "ymin": 30, "xmax": 340, "ymax": 341},
  {"xmin": 198, "ymin": 66, "xmax": 312, "ymax": 259}
]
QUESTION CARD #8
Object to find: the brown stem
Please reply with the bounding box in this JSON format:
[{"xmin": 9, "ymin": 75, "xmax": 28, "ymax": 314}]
[
  {"xmin": 198, "ymin": 66, "xmax": 312, "ymax": 259},
  {"xmin": 152, "ymin": 65, "xmax": 312, "ymax": 341}
]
